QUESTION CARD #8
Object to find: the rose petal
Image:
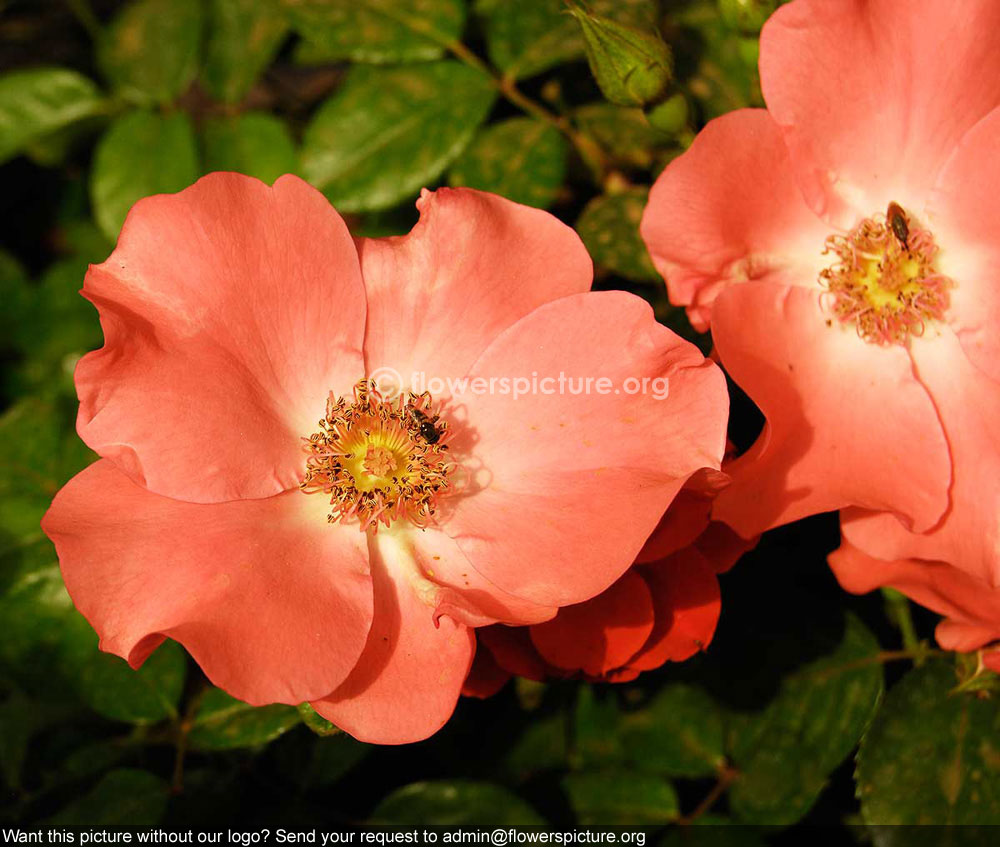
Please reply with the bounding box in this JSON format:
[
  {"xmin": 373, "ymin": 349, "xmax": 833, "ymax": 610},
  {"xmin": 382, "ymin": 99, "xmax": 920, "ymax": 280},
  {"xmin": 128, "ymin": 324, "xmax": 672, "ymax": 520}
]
[
  {"xmin": 635, "ymin": 487, "xmax": 713, "ymax": 564},
  {"xmin": 628, "ymin": 549, "xmax": 721, "ymax": 670},
  {"xmin": 840, "ymin": 331, "xmax": 1000, "ymax": 586},
  {"xmin": 640, "ymin": 109, "xmax": 829, "ymax": 329},
  {"xmin": 478, "ymin": 626, "xmax": 548, "ymax": 682},
  {"xmin": 311, "ymin": 532, "xmax": 475, "ymax": 744},
  {"xmin": 529, "ymin": 570, "xmax": 655, "ymax": 677},
  {"xmin": 359, "ymin": 187, "xmax": 592, "ymax": 393},
  {"xmin": 41, "ymin": 459, "xmax": 373, "ymax": 705},
  {"xmin": 76, "ymin": 173, "xmax": 367, "ymax": 503},
  {"xmin": 461, "ymin": 644, "xmax": 510, "ymax": 699},
  {"xmin": 927, "ymin": 106, "xmax": 1000, "ymax": 384},
  {"xmin": 711, "ymin": 282, "xmax": 951, "ymax": 537},
  {"xmin": 400, "ymin": 528, "xmax": 557, "ymax": 628},
  {"xmin": 829, "ymin": 538, "xmax": 1000, "ymax": 652},
  {"xmin": 442, "ymin": 291, "xmax": 727, "ymax": 607},
  {"xmin": 694, "ymin": 521, "xmax": 758, "ymax": 575},
  {"xmin": 761, "ymin": 0, "xmax": 1000, "ymax": 226}
]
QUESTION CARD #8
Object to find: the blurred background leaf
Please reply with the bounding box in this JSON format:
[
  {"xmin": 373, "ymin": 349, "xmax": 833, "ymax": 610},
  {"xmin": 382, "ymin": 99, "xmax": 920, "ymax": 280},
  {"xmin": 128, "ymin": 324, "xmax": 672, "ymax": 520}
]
[
  {"xmin": 90, "ymin": 110, "xmax": 200, "ymax": 241},
  {"xmin": 371, "ymin": 780, "xmax": 545, "ymax": 825},
  {"xmin": 97, "ymin": 0, "xmax": 203, "ymax": 105},
  {"xmin": 187, "ymin": 688, "xmax": 301, "ymax": 751},
  {"xmin": 479, "ymin": 0, "xmax": 656, "ymax": 82},
  {"xmin": 287, "ymin": 0, "xmax": 466, "ymax": 65},
  {"xmin": 448, "ymin": 117, "xmax": 568, "ymax": 208},
  {"xmin": 301, "ymin": 61, "xmax": 495, "ymax": 211},
  {"xmin": 202, "ymin": 0, "xmax": 289, "ymax": 104},
  {"xmin": 563, "ymin": 771, "xmax": 679, "ymax": 825},
  {"xmin": 576, "ymin": 189, "xmax": 660, "ymax": 283},
  {"xmin": 47, "ymin": 769, "xmax": 169, "ymax": 825},
  {"xmin": 203, "ymin": 112, "xmax": 298, "ymax": 182},
  {"xmin": 0, "ymin": 68, "xmax": 106, "ymax": 165}
]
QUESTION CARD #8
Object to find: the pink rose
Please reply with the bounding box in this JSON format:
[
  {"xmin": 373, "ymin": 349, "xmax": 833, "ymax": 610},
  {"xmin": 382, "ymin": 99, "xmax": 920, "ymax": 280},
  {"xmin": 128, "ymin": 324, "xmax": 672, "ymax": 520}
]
[
  {"xmin": 639, "ymin": 0, "xmax": 1000, "ymax": 599},
  {"xmin": 43, "ymin": 173, "xmax": 729, "ymax": 743}
]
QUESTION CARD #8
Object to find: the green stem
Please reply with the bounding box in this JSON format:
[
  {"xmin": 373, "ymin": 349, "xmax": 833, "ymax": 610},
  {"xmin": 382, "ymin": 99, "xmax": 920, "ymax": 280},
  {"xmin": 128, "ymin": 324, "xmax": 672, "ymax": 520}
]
[
  {"xmin": 882, "ymin": 587, "xmax": 922, "ymax": 658},
  {"xmin": 446, "ymin": 38, "xmax": 608, "ymax": 182}
]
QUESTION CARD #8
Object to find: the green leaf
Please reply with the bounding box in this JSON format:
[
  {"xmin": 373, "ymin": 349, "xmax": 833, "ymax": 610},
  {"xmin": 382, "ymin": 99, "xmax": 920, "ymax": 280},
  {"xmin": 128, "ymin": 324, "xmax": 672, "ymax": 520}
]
[
  {"xmin": 202, "ymin": 0, "xmax": 289, "ymax": 103},
  {"xmin": 98, "ymin": 0, "xmax": 203, "ymax": 105},
  {"xmin": 301, "ymin": 61, "xmax": 495, "ymax": 212},
  {"xmin": 69, "ymin": 637, "xmax": 187, "ymax": 725},
  {"xmin": 573, "ymin": 103, "xmax": 672, "ymax": 167},
  {"xmin": 0, "ymin": 510, "xmax": 185, "ymax": 725},
  {"xmin": 0, "ymin": 396, "xmax": 93, "ymax": 547},
  {"xmin": 24, "ymin": 114, "xmax": 109, "ymax": 169},
  {"xmin": 0, "ymin": 692, "xmax": 34, "ymax": 789},
  {"xmin": 503, "ymin": 711, "xmax": 568, "ymax": 779},
  {"xmin": 0, "ymin": 249, "xmax": 31, "ymax": 354},
  {"xmin": 287, "ymin": 0, "xmax": 465, "ymax": 65},
  {"xmin": 0, "ymin": 565, "xmax": 78, "ymax": 693},
  {"xmin": 575, "ymin": 189, "xmax": 659, "ymax": 282},
  {"xmin": 297, "ymin": 702, "xmax": 340, "ymax": 736},
  {"xmin": 188, "ymin": 688, "xmax": 301, "ymax": 750},
  {"xmin": 621, "ymin": 683, "xmax": 726, "ymax": 778},
  {"xmin": 727, "ymin": 614, "xmax": 884, "ymax": 826},
  {"xmin": 717, "ymin": 0, "xmax": 779, "ymax": 34},
  {"xmin": 645, "ymin": 93, "xmax": 689, "ymax": 136},
  {"xmin": 90, "ymin": 110, "xmax": 200, "ymax": 242},
  {"xmin": 573, "ymin": 685, "xmax": 625, "ymax": 768},
  {"xmin": 679, "ymin": 4, "xmax": 763, "ymax": 119},
  {"xmin": 12, "ymin": 258, "xmax": 102, "ymax": 395},
  {"xmin": 203, "ymin": 112, "xmax": 298, "ymax": 183},
  {"xmin": 448, "ymin": 117, "xmax": 568, "ymax": 209},
  {"xmin": 371, "ymin": 780, "xmax": 545, "ymax": 825},
  {"xmin": 562, "ymin": 771, "xmax": 679, "ymax": 825},
  {"xmin": 48, "ymin": 769, "xmax": 169, "ymax": 825},
  {"xmin": 481, "ymin": 0, "xmax": 656, "ymax": 81},
  {"xmin": 567, "ymin": 2, "xmax": 673, "ymax": 107},
  {"xmin": 0, "ymin": 68, "xmax": 105, "ymax": 165},
  {"xmin": 40, "ymin": 741, "xmax": 129, "ymax": 793},
  {"xmin": 856, "ymin": 660, "xmax": 1000, "ymax": 826},
  {"xmin": 304, "ymin": 734, "xmax": 370, "ymax": 786},
  {"xmin": 274, "ymin": 727, "xmax": 371, "ymax": 788}
]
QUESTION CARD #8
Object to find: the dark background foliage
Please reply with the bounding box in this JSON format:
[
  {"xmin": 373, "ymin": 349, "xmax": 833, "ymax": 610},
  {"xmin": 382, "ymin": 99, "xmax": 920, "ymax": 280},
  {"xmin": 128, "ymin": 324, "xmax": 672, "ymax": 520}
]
[{"xmin": 1, "ymin": 0, "xmax": 998, "ymax": 837}]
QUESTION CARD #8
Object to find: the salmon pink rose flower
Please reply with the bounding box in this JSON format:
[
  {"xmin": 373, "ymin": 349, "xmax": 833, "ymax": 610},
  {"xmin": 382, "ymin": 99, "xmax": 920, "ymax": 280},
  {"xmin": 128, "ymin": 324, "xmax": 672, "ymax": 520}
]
[
  {"xmin": 463, "ymin": 473, "xmax": 755, "ymax": 696},
  {"xmin": 639, "ymin": 0, "xmax": 1000, "ymax": 573},
  {"xmin": 41, "ymin": 173, "xmax": 728, "ymax": 743}
]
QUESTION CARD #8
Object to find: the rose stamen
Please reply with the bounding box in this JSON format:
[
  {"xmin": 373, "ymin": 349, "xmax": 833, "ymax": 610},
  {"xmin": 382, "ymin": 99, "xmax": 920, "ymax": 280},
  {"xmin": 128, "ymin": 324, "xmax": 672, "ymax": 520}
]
[
  {"xmin": 819, "ymin": 203, "xmax": 952, "ymax": 345},
  {"xmin": 299, "ymin": 380, "xmax": 453, "ymax": 532}
]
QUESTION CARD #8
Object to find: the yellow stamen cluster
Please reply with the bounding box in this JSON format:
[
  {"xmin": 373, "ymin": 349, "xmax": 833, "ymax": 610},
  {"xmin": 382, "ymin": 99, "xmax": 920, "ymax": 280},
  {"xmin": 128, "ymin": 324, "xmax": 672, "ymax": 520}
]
[
  {"xmin": 819, "ymin": 206, "xmax": 951, "ymax": 345},
  {"xmin": 300, "ymin": 380, "xmax": 452, "ymax": 532}
]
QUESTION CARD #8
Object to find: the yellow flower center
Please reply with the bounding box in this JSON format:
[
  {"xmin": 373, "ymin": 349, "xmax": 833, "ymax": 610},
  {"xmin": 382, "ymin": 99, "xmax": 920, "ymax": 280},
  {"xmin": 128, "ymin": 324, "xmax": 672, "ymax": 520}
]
[
  {"xmin": 819, "ymin": 202, "xmax": 952, "ymax": 345},
  {"xmin": 299, "ymin": 380, "xmax": 452, "ymax": 532}
]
